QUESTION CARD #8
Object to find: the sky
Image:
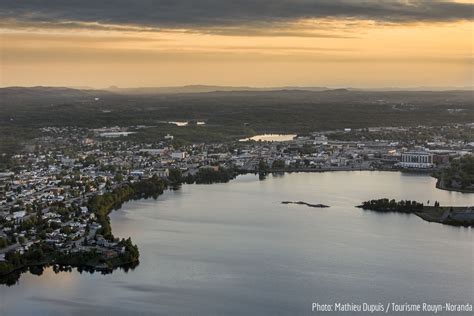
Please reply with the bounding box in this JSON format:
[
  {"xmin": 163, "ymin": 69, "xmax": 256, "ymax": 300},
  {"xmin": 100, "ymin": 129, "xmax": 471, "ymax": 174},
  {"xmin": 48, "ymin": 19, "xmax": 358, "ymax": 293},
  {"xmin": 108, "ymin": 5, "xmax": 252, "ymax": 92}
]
[{"xmin": 0, "ymin": 0, "xmax": 473, "ymax": 88}]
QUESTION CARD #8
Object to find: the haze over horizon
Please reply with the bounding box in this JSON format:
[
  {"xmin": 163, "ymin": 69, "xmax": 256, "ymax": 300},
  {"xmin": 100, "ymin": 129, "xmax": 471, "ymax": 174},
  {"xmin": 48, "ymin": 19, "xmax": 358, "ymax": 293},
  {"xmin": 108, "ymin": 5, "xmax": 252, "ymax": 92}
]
[
  {"xmin": 1, "ymin": 84, "xmax": 474, "ymax": 92},
  {"xmin": 1, "ymin": 0, "xmax": 473, "ymax": 88}
]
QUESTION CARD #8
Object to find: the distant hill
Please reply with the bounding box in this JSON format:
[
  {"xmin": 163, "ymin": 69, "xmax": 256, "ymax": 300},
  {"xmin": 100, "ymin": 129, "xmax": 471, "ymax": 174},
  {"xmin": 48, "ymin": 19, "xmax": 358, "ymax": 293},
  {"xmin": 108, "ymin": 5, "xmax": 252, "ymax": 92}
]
[
  {"xmin": 1, "ymin": 86, "xmax": 472, "ymax": 101},
  {"xmin": 0, "ymin": 86, "xmax": 114, "ymax": 104},
  {"xmin": 1, "ymin": 86, "xmax": 472, "ymax": 109},
  {"xmin": 105, "ymin": 85, "xmax": 330, "ymax": 95},
  {"xmin": 0, "ymin": 86, "xmax": 472, "ymax": 155},
  {"xmin": 105, "ymin": 85, "xmax": 474, "ymax": 94}
]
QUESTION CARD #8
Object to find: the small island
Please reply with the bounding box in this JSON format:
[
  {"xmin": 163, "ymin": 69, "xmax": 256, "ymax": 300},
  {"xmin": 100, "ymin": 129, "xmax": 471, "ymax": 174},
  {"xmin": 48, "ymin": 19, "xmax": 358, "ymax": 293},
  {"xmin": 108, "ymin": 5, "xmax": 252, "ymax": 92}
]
[
  {"xmin": 358, "ymin": 199, "xmax": 474, "ymax": 227},
  {"xmin": 282, "ymin": 201, "xmax": 330, "ymax": 208}
]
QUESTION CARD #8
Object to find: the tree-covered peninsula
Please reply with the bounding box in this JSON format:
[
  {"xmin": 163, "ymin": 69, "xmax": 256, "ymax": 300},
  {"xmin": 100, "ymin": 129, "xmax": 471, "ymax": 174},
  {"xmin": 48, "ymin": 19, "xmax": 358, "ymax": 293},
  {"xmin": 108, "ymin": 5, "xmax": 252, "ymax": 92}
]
[
  {"xmin": 0, "ymin": 176, "xmax": 168, "ymax": 283},
  {"xmin": 358, "ymin": 199, "xmax": 473, "ymax": 227},
  {"xmin": 1, "ymin": 167, "xmax": 243, "ymax": 284},
  {"xmin": 358, "ymin": 199, "xmax": 424, "ymax": 213},
  {"xmin": 87, "ymin": 175, "xmax": 167, "ymax": 239}
]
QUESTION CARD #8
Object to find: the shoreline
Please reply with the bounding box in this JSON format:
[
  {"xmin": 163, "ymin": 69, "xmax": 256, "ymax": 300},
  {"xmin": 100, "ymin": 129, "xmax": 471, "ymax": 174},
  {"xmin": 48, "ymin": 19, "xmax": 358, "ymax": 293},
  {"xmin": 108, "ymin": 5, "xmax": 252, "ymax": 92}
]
[
  {"xmin": 0, "ymin": 176, "xmax": 166, "ymax": 280},
  {"xmin": 415, "ymin": 207, "xmax": 473, "ymax": 227},
  {"xmin": 0, "ymin": 246, "xmax": 140, "ymax": 278},
  {"xmin": 242, "ymin": 168, "xmax": 472, "ymax": 194},
  {"xmin": 1, "ymin": 169, "xmax": 470, "ymax": 282},
  {"xmin": 248, "ymin": 167, "xmax": 436, "ymax": 175},
  {"xmin": 358, "ymin": 200, "xmax": 473, "ymax": 227},
  {"xmin": 434, "ymin": 177, "xmax": 474, "ymax": 194},
  {"xmin": 0, "ymin": 257, "xmax": 139, "ymax": 281}
]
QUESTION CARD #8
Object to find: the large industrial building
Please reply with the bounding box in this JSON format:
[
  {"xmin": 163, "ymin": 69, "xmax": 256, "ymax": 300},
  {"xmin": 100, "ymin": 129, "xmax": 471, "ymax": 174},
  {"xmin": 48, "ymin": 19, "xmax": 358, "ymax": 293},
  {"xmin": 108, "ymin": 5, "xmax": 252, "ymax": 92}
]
[{"xmin": 399, "ymin": 151, "xmax": 434, "ymax": 168}]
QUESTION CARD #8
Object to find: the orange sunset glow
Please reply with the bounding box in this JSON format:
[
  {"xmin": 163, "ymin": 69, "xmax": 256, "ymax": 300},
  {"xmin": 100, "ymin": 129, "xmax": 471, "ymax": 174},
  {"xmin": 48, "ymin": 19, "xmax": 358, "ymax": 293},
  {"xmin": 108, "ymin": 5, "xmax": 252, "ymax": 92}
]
[{"xmin": 0, "ymin": 0, "xmax": 473, "ymax": 88}]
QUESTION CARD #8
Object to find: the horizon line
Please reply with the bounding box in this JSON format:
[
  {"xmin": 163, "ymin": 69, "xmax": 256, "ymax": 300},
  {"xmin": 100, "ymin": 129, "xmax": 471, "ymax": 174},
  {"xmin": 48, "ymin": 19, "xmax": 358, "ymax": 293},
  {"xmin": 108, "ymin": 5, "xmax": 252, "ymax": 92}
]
[{"xmin": 1, "ymin": 84, "xmax": 473, "ymax": 92}]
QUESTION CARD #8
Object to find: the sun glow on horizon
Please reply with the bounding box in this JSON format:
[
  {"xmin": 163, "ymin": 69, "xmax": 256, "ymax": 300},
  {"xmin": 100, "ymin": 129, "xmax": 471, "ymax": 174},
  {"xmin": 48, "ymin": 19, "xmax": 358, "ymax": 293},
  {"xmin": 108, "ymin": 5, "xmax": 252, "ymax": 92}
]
[{"xmin": 1, "ymin": 13, "xmax": 472, "ymax": 88}]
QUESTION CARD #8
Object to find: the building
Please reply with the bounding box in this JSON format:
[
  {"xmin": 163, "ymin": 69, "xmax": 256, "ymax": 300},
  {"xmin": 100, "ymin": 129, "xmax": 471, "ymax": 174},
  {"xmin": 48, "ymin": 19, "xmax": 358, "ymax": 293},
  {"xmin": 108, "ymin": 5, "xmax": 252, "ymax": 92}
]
[
  {"xmin": 140, "ymin": 148, "xmax": 165, "ymax": 155},
  {"xmin": 153, "ymin": 168, "xmax": 169, "ymax": 178},
  {"xmin": 12, "ymin": 211, "xmax": 27, "ymax": 223},
  {"xmin": 130, "ymin": 170, "xmax": 144, "ymax": 177},
  {"xmin": 313, "ymin": 135, "xmax": 328, "ymax": 145},
  {"xmin": 399, "ymin": 151, "xmax": 434, "ymax": 168},
  {"xmin": 171, "ymin": 152, "xmax": 186, "ymax": 160},
  {"xmin": 99, "ymin": 132, "xmax": 135, "ymax": 138}
]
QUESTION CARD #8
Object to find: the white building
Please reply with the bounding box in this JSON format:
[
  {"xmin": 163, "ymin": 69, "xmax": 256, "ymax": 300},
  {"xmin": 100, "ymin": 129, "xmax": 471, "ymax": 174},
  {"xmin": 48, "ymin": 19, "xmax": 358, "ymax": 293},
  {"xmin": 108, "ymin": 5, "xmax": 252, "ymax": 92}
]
[
  {"xmin": 171, "ymin": 152, "xmax": 187, "ymax": 160},
  {"xmin": 399, "ymin": 151, "xmax": 434, "ymax": 168},
  {"xmin": 12, "ymin": 210, "xmax": 27, "ymax": 223},
  {"xmin": 313, "ymin": 135, "xmax": 328, "ymax": 145},
  {"xmin": 154, "ymin": 169, "xmax": 169, "ymax": 178},
  {"xmin": 140, "ymin": 148, "xmax": 165, "ymax": 155},
  {"xmin": 99, "ymin": 132, "xmax": 135, "ymax": 138}
]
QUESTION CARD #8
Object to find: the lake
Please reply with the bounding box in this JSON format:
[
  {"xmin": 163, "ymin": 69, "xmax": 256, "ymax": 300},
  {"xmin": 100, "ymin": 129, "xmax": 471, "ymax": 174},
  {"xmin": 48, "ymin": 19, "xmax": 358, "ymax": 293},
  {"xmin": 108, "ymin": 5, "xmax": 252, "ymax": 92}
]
[
  {"xmin": 168, "ymin": 121, "xmax": 206, "ymax": 126},
  {"xmin": 1, "ymin": 172, "xmax": 473, "ymax": 315},
  {"xmin": 239, "ymin": 134, "xmax": 296, "ymax": 142}
]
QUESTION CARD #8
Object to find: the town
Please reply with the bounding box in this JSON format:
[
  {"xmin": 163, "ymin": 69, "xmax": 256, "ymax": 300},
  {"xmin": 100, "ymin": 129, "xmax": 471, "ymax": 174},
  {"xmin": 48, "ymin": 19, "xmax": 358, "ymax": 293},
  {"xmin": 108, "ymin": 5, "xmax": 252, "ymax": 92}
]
[{"xmin": 1, "ymin": 122, "xmax": 473, "ymax": 279}]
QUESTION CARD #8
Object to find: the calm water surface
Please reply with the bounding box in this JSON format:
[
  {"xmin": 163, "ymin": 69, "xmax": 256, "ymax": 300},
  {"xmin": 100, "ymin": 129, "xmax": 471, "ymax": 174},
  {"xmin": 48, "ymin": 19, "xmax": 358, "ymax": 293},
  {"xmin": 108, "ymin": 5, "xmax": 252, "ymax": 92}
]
[
  {"xmin": 1, "ymin": 172, "xmax": 473, "ymax": 315},
  {"xmin": 239, "ymin": 134, "xmax": 296, "ymax": 142}
]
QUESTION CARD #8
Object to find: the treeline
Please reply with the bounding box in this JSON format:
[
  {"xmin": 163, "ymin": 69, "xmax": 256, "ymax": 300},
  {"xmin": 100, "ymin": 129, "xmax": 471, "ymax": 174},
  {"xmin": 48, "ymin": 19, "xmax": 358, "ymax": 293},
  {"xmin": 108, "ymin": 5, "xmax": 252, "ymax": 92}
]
[
  {"xmin": 168, "ymin": 167, "xmax": 238, "ymax": 185},
  {"xmin": 0, "ymin": 238, "xmax": 140, "ymax": 280},
  {"xmin": 121, "ymin": 237, "xmax": 139, "ymax": 262},
  {"xmin": 87, "ymin": 175, "xmax": 167, "ymax": 239},
  {"xmin": 192, "ymin": 167, "xmax": 237, "ymax": 184},
  {"xmin": 0, "ymin": 244, "xmax": 49, "ymax": 276},
  {"xmin": 360, "ymin": 199, "xmax": 424, "ymax": 213},
  {"xmin": 56, "ymin": 237, "xmax": 139, "ymax": 268}
]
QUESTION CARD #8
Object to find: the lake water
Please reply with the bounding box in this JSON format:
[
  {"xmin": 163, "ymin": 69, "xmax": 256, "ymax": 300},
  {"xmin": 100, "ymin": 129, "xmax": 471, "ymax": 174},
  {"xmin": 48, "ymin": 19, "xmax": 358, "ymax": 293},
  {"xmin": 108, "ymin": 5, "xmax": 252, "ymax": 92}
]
[
  {"xmin": 168, "ymin": 121, "xmax": 206, "ymax": 126},
  {"xmin": 1, "ymin": 172, "xmax": 473, "ymax": 315},
  {"xmin": 239, "ymin": 134, "xmax": 296, "ymax": 142}
]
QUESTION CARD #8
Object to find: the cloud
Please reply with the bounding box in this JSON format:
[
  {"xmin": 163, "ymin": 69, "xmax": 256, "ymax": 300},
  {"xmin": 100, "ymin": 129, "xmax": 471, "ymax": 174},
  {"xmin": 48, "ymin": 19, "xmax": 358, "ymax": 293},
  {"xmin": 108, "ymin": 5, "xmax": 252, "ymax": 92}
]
[{"xmin": 0, "ymin": 0, "xmax": 472, "ymax": 36}]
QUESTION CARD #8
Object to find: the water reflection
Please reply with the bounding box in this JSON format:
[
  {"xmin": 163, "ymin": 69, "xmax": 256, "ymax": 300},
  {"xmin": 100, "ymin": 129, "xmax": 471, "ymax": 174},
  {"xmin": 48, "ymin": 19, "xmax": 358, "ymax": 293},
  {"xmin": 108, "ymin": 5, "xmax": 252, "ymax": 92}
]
[
  {"xmin": 1, "ymin": 172, "xmax": 473, "ymax": 316},
  {"xmin": 239, "ymin": 134, "xmax": 296, "ymax": 142},
  {"xmin": 0, "ymin": 261, "xmax": 139, "ymax": 287}
]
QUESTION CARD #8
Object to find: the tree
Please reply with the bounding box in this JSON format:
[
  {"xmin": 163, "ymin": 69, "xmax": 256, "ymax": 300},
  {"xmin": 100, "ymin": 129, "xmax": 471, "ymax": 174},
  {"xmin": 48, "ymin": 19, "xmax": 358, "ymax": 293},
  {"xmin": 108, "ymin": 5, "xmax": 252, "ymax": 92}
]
[
  {"xmin": 258, "ymin": 160, "xmax": 268, "ymax": 172},
  {"xmin": 0, "ymin": 237, "xmax": 7, "ymax": 249},
  {"xmin": 114, "ymin": 173, "xmax": 124, "ymax": 183},
  {"xmin": 271, "ymin": 160, "xmax": 285, "ymax": 169},
  {"xmin": 168, "ymin": 168, "xmax": 183, "ymax": 183}
]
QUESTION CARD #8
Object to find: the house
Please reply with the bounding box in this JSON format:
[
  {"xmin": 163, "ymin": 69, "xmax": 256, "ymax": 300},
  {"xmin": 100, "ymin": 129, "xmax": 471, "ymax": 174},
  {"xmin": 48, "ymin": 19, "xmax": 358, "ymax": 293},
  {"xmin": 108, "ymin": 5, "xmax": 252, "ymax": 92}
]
[
  {"xmin": 13, "ymin": 211, "xmax": 27, "ymax": 223},
  {"xmin": 80, "ymin": 206, "xmax": 89, "ymax": 214},
  {"xmin": 130, "ymin": 170, "xmax": 144, "ymax": 177},
  {"xmin": 96, "ymin": 235, "xmax": 109, "ymax": 247},
  {"xmin": 140, "ymin": 148, "xmax": 165, "ymax": 156},
  {"xmin": 154, "ymin": 169, "xmax": 169, "ymax": 178},
  {"xmin": 101, "ymin": 249, "xmax": 118, "ymax": 259},
  {"xmin": 200, "ymin": 165, "xmax": 219, "ymax": 172}
]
